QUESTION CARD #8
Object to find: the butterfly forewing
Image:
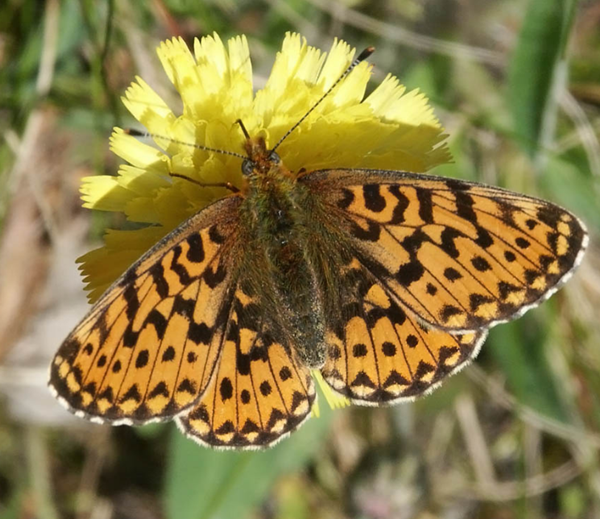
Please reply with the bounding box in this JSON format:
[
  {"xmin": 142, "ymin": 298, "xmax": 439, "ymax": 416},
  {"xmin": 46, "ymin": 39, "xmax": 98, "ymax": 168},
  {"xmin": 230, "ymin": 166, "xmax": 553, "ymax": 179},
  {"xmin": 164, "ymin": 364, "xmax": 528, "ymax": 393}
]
[
  {"xmin": 49, "ymin": 196, "xmax": 243, "ymax": 424},
  {"xmin": 302, "ymin": 169, "xmax": 588, "ymax": 333},
  {"xmin": 320, "ymin": 257, "xmax": 487, "ymax": 403}
]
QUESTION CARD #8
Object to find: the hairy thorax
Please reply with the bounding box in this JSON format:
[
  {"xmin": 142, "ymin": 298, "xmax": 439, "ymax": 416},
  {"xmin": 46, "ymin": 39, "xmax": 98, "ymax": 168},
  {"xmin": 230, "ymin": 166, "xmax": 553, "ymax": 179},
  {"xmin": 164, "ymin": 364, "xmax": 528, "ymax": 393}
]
[{"xmin": 239, "ymin": 166, "xmax": 326, "ymax": 368}]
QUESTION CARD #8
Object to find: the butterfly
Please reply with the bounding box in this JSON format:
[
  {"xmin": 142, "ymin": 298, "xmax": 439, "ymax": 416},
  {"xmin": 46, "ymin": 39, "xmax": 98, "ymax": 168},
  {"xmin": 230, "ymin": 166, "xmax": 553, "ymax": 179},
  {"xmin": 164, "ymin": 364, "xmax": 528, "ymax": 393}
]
[{"xmin": 49, "ymin": 47, "xmax": 588, "ymax": 449}]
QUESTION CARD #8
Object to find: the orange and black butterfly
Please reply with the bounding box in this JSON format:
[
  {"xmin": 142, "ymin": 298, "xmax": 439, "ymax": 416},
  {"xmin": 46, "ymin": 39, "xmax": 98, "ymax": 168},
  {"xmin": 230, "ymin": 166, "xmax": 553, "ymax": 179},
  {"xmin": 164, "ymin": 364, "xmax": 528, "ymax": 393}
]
[{"xmin": 49, "ymin": 48, "xmax": 588, "ymax": 449}]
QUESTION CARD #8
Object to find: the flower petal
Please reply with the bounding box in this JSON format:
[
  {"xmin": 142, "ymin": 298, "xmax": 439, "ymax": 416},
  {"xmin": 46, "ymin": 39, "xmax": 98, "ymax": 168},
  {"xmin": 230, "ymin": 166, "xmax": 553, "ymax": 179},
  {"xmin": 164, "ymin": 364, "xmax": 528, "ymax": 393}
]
[
  {"xmin": 109, "ymin": 128, "xmax": 170, "ymax": 170},
  {"xmin": 80, "ymin": 32, "xmax": 451, "ymax": 317},
  {"xmin": 78, "ymin": 226, "xmax": 169, "ymax": 302},
  {"xmin": 81, "ymin": 176, "xmax": 131, "ymax": 211},
  {"xmin": 121, "ymin": 77, "xmax": 175, "ymax": 134}
]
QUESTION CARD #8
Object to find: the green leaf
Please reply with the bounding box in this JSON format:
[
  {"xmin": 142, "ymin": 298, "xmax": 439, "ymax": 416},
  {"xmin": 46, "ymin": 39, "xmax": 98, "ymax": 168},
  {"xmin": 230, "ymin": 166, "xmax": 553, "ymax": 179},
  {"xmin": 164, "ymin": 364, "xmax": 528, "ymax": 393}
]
[
  {"xmin": 164, "ymin": 391, "xmax": 335, "ymax": 519},
  {"xmin": 507, "ymin": 0, "xmax": 579, "ymax": 158},
  {"xmin": 487, "ymin": 313, "xmax": 567, "ymax": 422},
  {"xmin": 541, "ymin": 154, "xmax": 600, "ymax": 229}
]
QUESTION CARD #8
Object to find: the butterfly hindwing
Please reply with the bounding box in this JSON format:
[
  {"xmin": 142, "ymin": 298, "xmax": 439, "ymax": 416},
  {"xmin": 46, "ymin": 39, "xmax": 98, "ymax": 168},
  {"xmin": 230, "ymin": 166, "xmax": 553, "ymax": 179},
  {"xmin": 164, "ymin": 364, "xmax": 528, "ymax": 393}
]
[
  {"xmin": 177, "ymin": 280, "xmax": 316, "ymax": 449},
  {"xmin": 49, "ymin": 196, "xmax": 243, "ymax": 424},
  {"xmin": 320, "ymin": 257, "xmax": 487, "ymax": 403},
  {"xmin": 302, "ymin": 169, "xmax": 587, "ymax": 332}
]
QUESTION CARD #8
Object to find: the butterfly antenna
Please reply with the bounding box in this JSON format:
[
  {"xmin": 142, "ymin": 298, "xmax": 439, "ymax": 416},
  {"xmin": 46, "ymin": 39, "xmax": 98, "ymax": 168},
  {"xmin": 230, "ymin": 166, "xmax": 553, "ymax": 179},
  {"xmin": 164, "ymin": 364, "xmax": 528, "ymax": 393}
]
[
  {"xmin": 236, "ymin": 119, "xmax": 251, "ymax": 141},
  {"xmin": 124, "ymin": 128, "xmax": 247, "ymax": 160},
  {"xmin": 270, "ymin": 46, "xmax": 375, "ymax": 153}
]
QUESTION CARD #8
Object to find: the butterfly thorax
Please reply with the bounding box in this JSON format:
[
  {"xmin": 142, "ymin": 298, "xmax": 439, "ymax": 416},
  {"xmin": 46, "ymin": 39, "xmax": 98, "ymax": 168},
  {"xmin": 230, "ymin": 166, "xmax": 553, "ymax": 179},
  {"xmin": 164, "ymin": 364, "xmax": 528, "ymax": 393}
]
[{"xmin": 238, "ymin": 147, "xmax": 326, "ymax": 368}]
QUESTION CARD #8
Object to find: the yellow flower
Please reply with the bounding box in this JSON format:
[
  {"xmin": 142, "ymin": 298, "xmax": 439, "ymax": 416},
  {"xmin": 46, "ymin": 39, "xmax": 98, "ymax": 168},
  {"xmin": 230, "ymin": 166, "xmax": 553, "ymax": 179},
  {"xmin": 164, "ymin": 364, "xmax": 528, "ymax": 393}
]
[{"xmin": 78, "ymin": 32, "xmax": 450, "ymax": 410}]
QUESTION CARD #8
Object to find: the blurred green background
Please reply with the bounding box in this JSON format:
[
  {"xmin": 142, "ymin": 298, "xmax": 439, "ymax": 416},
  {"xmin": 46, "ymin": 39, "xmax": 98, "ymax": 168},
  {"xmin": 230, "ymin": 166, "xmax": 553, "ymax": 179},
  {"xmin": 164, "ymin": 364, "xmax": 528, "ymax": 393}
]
[{"xmin": 1, "ymin": 0, "xmax": 599, "ymax": 518}]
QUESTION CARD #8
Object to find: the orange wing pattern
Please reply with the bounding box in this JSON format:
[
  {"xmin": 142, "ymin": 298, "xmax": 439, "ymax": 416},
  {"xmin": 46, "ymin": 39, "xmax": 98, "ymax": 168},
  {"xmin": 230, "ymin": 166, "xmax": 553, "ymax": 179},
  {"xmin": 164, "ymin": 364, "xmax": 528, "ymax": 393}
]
[
  {"xmin": 177, "ymin": 280, "xmax": 316, "ymax": 449},
  {"xmin": 302, "ymin": 169, "xmax": 588, "ymax": 333},
  {"xmin": 50, "ymin": 163, "xmax": 588, "ymax": 448},
  {"xmin": 320, "ymin": 257, "xmax": 486, "ymax": 404},
  {"xmin": 49, "ymin": 196, "xmax": 242, "ymax": 424}
]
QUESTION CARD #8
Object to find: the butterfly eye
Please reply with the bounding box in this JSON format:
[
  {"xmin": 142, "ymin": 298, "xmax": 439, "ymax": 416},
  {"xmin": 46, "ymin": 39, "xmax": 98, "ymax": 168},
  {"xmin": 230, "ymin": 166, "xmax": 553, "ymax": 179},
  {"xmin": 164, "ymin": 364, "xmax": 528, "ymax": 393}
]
[
  {"xmin": 268, "ymin": 151, "xmax": 281, "ymax": 164},
  {"xmin": 241, "ymin": 158, "xmax": 255, "ymax": 176}
]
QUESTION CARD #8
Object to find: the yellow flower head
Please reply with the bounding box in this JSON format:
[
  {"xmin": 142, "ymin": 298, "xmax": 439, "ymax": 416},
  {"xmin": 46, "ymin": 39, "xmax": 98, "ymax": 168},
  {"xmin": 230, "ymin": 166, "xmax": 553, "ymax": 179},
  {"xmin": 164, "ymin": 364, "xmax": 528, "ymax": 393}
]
[
  {"xmin": 80, "ymin": 32, "xmax": 449, "ymax": 303},
  {"xmin": 77, "ymin": 32, "xmax": 451, "ymax": 415}
]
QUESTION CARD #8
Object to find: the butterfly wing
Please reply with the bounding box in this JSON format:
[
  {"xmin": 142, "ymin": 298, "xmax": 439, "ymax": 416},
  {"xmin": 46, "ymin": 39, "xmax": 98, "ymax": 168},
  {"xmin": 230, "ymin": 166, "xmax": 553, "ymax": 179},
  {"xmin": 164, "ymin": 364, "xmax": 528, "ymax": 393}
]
[
  {"xmin": 49, "ymin": 196, "xmax": 243, "ymax": 424},
  {"xmin": 320, "ymin": 256, "xmax": 486, "ymax": 403},
  {"xmin": 177, "ymin": 280, "xmax": 316, "ymax": 449},
  {"xmin": 301, "ymin": 169, "xmax": 588, "ymax": 332}
]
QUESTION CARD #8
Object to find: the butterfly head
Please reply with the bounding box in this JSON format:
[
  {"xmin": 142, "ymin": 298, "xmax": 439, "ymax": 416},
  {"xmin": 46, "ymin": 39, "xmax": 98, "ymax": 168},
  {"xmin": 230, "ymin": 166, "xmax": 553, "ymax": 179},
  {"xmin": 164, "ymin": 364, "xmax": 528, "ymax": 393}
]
[{"xmin": 242, "ymin": 136, "xmax": 282, "ymax": 177}]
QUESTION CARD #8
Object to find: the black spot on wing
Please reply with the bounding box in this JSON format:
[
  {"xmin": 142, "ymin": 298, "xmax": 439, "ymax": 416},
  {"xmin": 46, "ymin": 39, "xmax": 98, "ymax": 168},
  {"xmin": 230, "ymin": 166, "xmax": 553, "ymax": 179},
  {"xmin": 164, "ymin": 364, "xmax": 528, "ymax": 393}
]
[
  {"xmin": 147, "ymin": 310, "xmax": 168, "ymax": 339},
  {"xmin": 236, "ymin": 303, "xmax": 261, "ymax": 332},
  {"xmin": 120, "ymin": 267, "xmax": 137, "ymax": 287},
  {"xmin": 396, "ymin": 260, "xmax": 424, "ymax": 286},
  {"xmin": 444, "ymin": 267, "xmax": 462, "ymax": 281},
  {"xmin": 208, "ymin": 224, "xmax": 227, "ymax": 244},
  {"xmin": 259, "ymin": 381, "xmax": 272, "ymax": 396},
  {"xmin": 186, "ymin": 233, "xmax": 205, "ymax": 263},
  {"xmin": 226, "ymin": 321, "xmax": 240, "ymax": 343},
  {"xmin": 148, "ymin": 381, "xmax": 169, "ymax": 399},
  {"xmin": 173, "ymin": 295, "xmax": 195, "ymax": 319},
  {"xmin": 400, "ymin": 229, "xmax": 427, "ymax": 255},
  {"xmin": 204, "ymin": 264, "xmax": 227, "ymax": 288},
  {"xmin": 440, "ymin": 305, "xmax": 462, "ymax": 323},
  {"xmin": 120, "ymin": 384, "xmax": 142, "ymax": 403},
  {"xmin": 440, "ymin": 228, "xmax": 461, "ymax": 259},
  {"xmin": 236, "ymin": 351, "xmax": 251, "ymax": 376},
  {"xmin": 290, "ymin": 391, "xmax": 309, "ymax": 413},
  {"xmin": 240, "ymin": 419, "xmax": 260, "ymax": 434},
  {"xmin": 350, "ymin": 220, "xmax": 381, "ymax": 241},
  {"xmin": 382, "ymin": 342, "xmax": 396, "ymax": 356},
  {"xmin": 240, "ymin": 389, "xmax": 251, "ymax": 404},
  {"xmin": 337, "ymin": 188, "xmax": 355, "ymax": 209},
  {"xmin": 123, "ymin": 326, "xmax": 139, "ymax": 348},
  {"xmin": 444, "ymin": 178, "xmax": 470, "ymax": 191},
  {"xmin": 99, "ymin": 387, "xmax": 114, "ymax": 403},
  {"xmin": 123, "ymin": 284, "xmax": 140, "ymax": 320},
  {"xmin": 469, "ymin": 293, "xmax": 494, "ymax": 311},
  {"xmin": 475, "ymin": 226, "xmax": 494, "ymax": 248},
  {"xmin": 455, "ymin": 191, "xmax": 478, "ymax": 223},
  {"xmin": 188, "ymin": 322, "xmax": 211, "ymax": 344},
  {"xmin": 363, "ymin": 184, "xmax": 386, "ymax": 212},
  {"xmin": 149, "ymin": 263, "xmax": 169, "ymax": 299},
  {"xmin": 135, "ymin": 349, "xmax": 149, "ymax": 368},
  {"xmin": 171, "ymin": 246, "xmax": 192, "ymax": 285},
  {"xmin": 177, "ymin": 378, "xmax": 197, "ymax": 395},
  {"xmin": 353, "ymin": 344, "xmax": 368, "ymax": 357},
  {"xmin": 60, "ymin": 338, "xmax": 80, "ymax": 363},
  {"xmin": 406, "ymin": 335, "xmax": 419, "ymax": 348},
  {"xmin": 471, "ymin": 256, "xmax": 491, "ymax": 272},
  {"xmin": 279, "ymin": 366, "xmax": 292, "ymax": 381},
  {"xmin": 525, "ymin": 219, "xmax": 538, "ymax": 230},
  {"xmin": 351, "ymin": 371, "xmax": 376, "ymax": 389},
  {"xmin": 96, "ymin": 315, "xmax": 109, "ymax": 343},
  {"xmin": 416, "ymin": 188, "xmax": 433, "ymax": 223},
  {"xmin": 536, "ymin": 205, "xmax": 560, "ymax": 228},
  {"xmin": 220, "ymin": 377, "xmax": 233, "ymax": 401},
  {"xmin": 387, "ymin": 185, "xmax": 410, "ymax": 224},
  {"xmin": 162, "ymin": 346, "xmax": 175, "ymax": 362}
]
